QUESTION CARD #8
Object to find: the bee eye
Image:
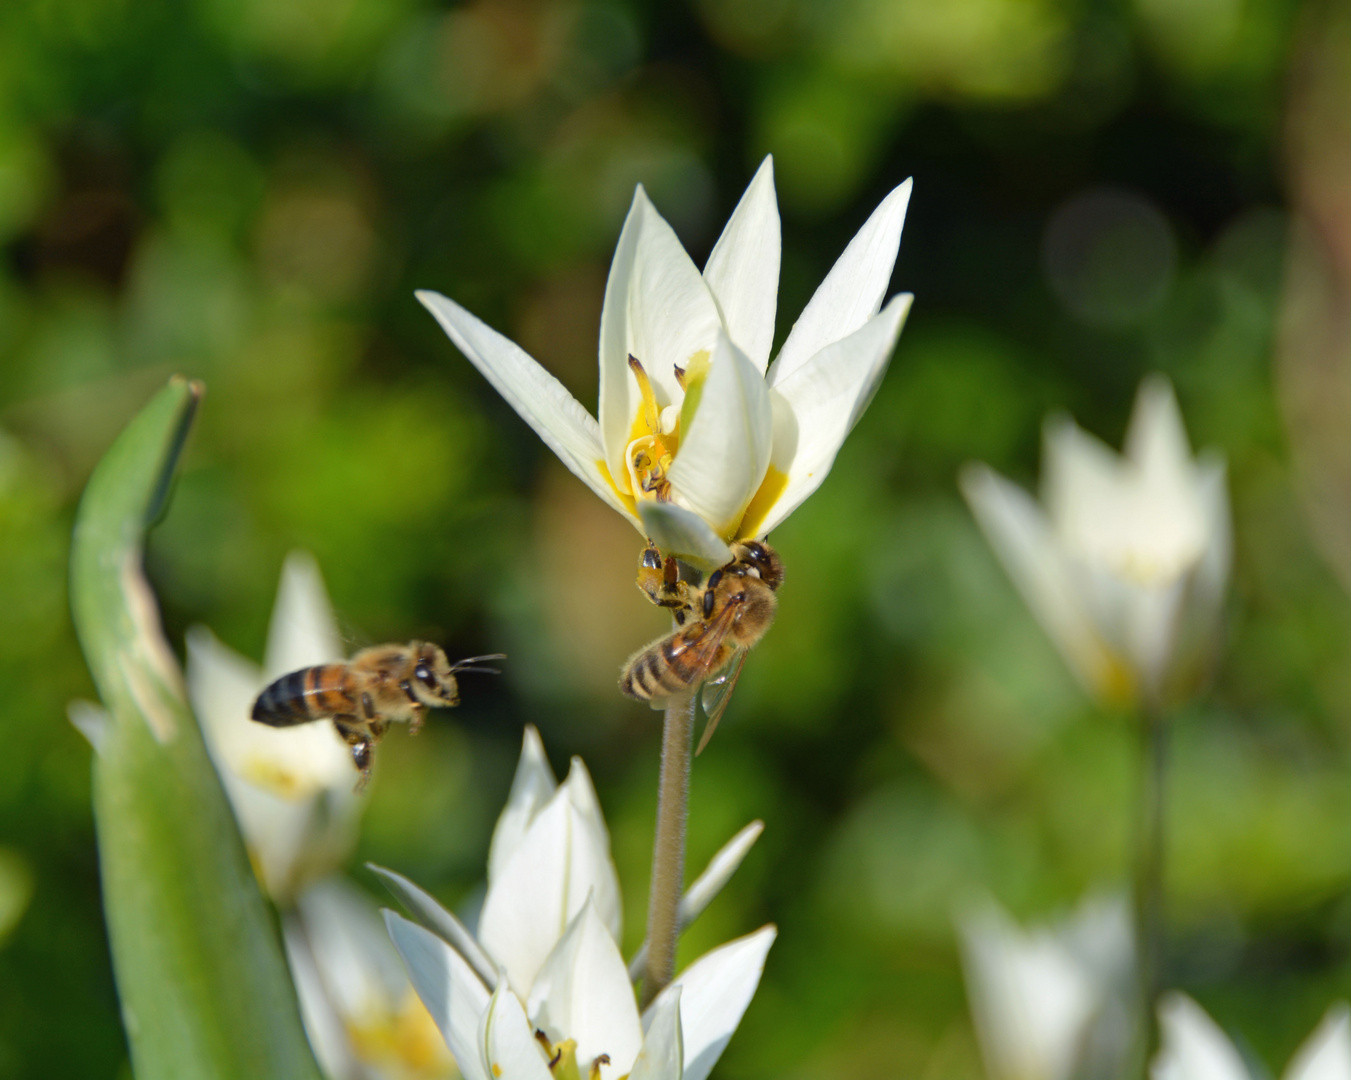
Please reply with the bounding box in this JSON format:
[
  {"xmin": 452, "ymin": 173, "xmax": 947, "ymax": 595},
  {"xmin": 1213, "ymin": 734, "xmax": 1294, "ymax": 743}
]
[
  {"xmin": 641, "ymin": 547, "xmax": 662, "ymax": 569},
  {"xmin": 415, "ymin": 665, "xmax": 437, "ymax": 689}
]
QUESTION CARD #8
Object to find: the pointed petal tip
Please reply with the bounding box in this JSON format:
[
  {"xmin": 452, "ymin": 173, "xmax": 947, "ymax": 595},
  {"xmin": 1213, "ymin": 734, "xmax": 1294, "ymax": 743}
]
[{"xmin": 68, "ymin": 699, "xmax": 110, "ymax": 754}]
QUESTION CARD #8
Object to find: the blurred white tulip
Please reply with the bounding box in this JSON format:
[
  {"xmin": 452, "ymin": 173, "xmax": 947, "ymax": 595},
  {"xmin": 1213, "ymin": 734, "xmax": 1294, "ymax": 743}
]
[
  {"xmin": 962, "ymin": 376, "xmax": 1230, "ymax": 708},
  {"xmin": 1154, "ymin": 993, "xmax": 1351, "ymax": 1080},
  {"xmin": 285, "ymin": 878, "xmax": 455, "ymax": 1080},
  {"xmin": 187, "ymin": 551, "xmax": 361, "ymax": 904},
  {"xmin": 960, "ymin": 894, "xmax": 1135, "ymax": 1080}
]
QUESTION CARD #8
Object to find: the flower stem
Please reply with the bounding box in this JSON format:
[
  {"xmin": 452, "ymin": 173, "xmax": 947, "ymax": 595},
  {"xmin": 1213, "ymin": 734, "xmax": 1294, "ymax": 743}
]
[
  {"xmin": 1133, "ymin": 700, "xmax": 1168, "ymax": 1077},
  {"xmin": 641, "ymin": 689, "xmax": 695, "ymax": 1008}
]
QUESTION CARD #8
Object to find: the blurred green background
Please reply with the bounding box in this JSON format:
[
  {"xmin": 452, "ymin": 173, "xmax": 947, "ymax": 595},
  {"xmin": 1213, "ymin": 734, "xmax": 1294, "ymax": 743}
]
[{"xmin": 4, "ymin": 0, "xmax": 1351, "ymax": 1075}]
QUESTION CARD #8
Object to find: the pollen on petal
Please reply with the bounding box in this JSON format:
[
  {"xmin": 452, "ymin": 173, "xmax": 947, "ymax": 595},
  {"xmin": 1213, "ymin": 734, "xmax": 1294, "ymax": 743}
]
[{"xmin": 735, "ymin": 464, "xmax": 790, "ymax": 540}]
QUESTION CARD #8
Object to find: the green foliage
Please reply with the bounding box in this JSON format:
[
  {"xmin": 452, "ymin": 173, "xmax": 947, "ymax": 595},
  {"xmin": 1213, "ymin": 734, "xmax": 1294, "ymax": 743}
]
[
  {"xmin": 69, "ymin": 379, "xmax": 321, "ymax": 1080},
  {"xmin": 0, "ymin": 0, "xmax": 1341, "ymax": 1075}
]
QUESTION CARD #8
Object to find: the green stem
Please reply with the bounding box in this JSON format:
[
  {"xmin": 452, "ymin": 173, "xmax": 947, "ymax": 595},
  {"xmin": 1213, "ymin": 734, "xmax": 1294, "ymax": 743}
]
[
  {"xmin": 1134, "ymin": 700, "xmax": 1168, "ymax": 1077},
  {"xmin": 640, "ymin": 690, "xmax": 695, "ymax": 1008}
]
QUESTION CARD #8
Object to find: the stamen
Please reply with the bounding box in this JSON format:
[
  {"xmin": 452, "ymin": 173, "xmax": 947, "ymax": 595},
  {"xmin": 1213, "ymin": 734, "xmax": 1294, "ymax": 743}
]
[
  {"xmin": 673, "ymin": 364, "xmax": 687, "ymax": 390},
  {"xmin": 628, "ymin": 355, "xmax": 662, "ymax": 435},
  {"xmin": 589, "ymin": 1054, "xmax": 611, "ymax": 1080}
]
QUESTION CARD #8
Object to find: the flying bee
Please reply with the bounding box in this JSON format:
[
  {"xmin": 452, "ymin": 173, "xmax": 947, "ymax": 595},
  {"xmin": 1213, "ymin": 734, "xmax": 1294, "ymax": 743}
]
[
  {"xmin": 251, "ymin": 643, "xmax": 504, "ymax": 788},
  {"xmin": 620, "ymin": 540, "xmax": 783, "ymax": 753}
]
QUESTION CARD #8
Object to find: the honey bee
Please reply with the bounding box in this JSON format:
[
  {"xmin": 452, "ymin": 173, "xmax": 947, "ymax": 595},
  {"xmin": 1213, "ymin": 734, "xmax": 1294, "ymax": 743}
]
[
  {"xmin": 621, "ymin": 540, "xmax": 783, "ymax": 753},
  {"xmin": 251, "ymin": 643, "xmax": 504, "ymax": 787}
]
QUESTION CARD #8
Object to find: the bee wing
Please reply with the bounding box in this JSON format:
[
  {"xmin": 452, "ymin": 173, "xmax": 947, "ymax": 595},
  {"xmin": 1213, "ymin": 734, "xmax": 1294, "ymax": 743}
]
[{"xmin": 696, "ymin": 648, "xmax": 748, "ymax": 755}]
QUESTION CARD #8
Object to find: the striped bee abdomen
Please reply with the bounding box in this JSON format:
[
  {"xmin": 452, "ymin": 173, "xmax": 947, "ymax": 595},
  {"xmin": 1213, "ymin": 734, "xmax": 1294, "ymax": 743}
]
[
  {"xmin": 619, "ymin": 629, "xmax": 733, "ymax": 702},
  {"xmin": 251, "ymin": 664, "xmax": 355, "ymax": 727}
]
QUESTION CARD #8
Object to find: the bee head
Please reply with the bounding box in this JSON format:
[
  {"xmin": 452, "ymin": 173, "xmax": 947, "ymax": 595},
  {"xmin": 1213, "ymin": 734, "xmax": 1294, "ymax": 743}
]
[
  {"xmin": 410, "ymin": 643, "xmax": 461, "ymax": 707},
  {"xmin": 734, "ymin": 540, "xmax": 784, "ymax": 591}
]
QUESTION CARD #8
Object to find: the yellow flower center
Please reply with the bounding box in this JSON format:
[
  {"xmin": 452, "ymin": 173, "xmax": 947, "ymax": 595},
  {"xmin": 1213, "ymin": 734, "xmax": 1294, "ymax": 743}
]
[
  {"xmin": 624, "ymin": 355, "xmax": 680, "ymax": 501},
  {"xmin": 345, "ymin": 989, "xmax": 456, "ymax": 1077},
  {"xmin": 535, "ymin": 1031, "xmax": 622, "ymax": 1080}
]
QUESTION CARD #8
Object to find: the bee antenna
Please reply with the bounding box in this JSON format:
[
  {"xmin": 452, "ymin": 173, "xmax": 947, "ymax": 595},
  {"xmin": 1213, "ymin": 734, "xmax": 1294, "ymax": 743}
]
[{"xmin": 450, "ymin": 653, "xmax": 507, "ymax": 675}]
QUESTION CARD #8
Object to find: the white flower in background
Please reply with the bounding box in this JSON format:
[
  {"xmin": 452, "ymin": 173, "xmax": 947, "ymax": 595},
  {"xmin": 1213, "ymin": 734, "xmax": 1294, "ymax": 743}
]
[
  {"xmin": 186, "ymin": 550, "xmax": 361, "ymax": 903},
  {"xmin": 285, "ymin": 878, "xmax": 454, "ymax": 1080},
  {"xmin": 1154, "ymin": 993, "xmax": 1351, "ymax": 1080},
  {"xmin": 960, "ymin": 894, "xmax": 1134, "ymax": 1080},
  {"xmin": 961, "ymin": 376, "xmax": 1230, "ymax": 707},
  {"xmin": 188, "ymin": 553, "xmax": 447, "ymax": 1080},
  {"xmin": 379, "ymin": 727, "xmax": 775, "ymax": 1080},
  {"xmin": 419, "ymin": 156, "xmax": 913, "ymax": 567}
]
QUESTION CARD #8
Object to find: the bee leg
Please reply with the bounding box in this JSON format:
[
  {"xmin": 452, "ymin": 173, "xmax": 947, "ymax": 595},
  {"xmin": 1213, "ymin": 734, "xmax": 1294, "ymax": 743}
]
[
  {"xmin": 407, "ymin": 706, "xmax": 426, "ymax": 736},
  {"xmin": 333, "ymin": 715, "xmax": 374, "ymax": 791}
]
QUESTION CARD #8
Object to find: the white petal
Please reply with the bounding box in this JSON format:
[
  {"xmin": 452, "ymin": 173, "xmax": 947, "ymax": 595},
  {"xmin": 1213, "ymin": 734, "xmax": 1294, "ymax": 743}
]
[
  {"xmin": 67, "ymin": 699, "xmax": 109, "ymax": 755},
  {"xmin": 187, "ymin": 627, "xmax": 356, "ymax": 898},
  {"xmin": 1042, "ymin": 414, "xmax": 1125, "ymax": 539},
  {"xmin": 960, "ymin": 465, "xmax": 1128, "ymax": 702},
  {"xmin": 418, "ymin": 290, "xmax": 636, "ymax": 524},
  {"xmin": 478, "ymin": 759, "xmax": 621, "ymax": 996},
  {"xmin": 598, "ymin": 188, "xmax": 646, "ymax": 482},
  {"xmin": 283, "ymin": 913, "xmax": 359, "ymax": 1080},
  {"xmin": 1126, "ymin": 375, "xmax": 1193, "ymax": 482},
  {"xmin": 385, "ymin": 910, "xmax": 493, "ymax": 1080},
  {"xmin": 768, "ymin": 178, "xmax": 911, "ymax": 386},
  {"xmin": 263, "ymin": 550, "xmax": 343, "ymax": 682},
  {"xmin": 704, "ymin": 156, "xmax": 780, "ymax": 372},
  {"xmin": 666, "ymin": 333, "xmax": 773, "ymax": 537},
  {"xmin": 629, "ymin": 821, "xmax": 764, "ymax": 981},
  {"xmin": 757, "ymin": 294, "xmax": 911, "ymax": 536},
  {"xmin": 1286, "ymin": 1005, "xmax": 1351, "ymax": 1080},
  {"xmin": 678, "ymin": 820, "xmax": 763, "ymax": 934},
  {"xmin": 959, "ymin": 901, "xmax": 1098, "ymax": 1080},
  {"xmin": 648, "ymin": 925, "xmax": 776, "ymax": 1080},
  {"xmin": 527, "ymin": 900, "xmax": 643, "ymax": 1079},
  {"xmin": 481, "ymin": 982, "xmax": 553, "ymax": 1080},
  {"xmin": 631, "ymin": 990, "xmax": 683, "ymax": 1080},
  {"xmin": 296, "ymin": 877, "xmax": 406, "ymax": 1023},
  {"xmin": 1191, "ymin": 455, "xmax": 1232, "ymax": 617},
  {"xmin": 368, "ymin": 863, "xmax": 499, "ymax": 989},
  {"xmin": 1123, "ymin": 577, "xmax": 1186, "ymax": 702},
  {"xmin": 637, "ymin": 501, "xmax": 735, "ymax": 568},
  {"xmin": 597, "ymin": 188, "xmax": 724, "ymax": 486},
  {"xmin": 1153, "ymin": 993, "xmax": 1251, "ymax": 1080},
  {"xmin": 488, "ymin": 725, "xmax": 558, "ymax": 885}
]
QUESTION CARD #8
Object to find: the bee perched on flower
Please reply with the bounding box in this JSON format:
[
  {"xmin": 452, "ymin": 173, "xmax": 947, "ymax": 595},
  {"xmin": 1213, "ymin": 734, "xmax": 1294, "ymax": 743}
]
[{"xmin": 418, "ymin": 156, "xmax": 912, "ymax": 580}]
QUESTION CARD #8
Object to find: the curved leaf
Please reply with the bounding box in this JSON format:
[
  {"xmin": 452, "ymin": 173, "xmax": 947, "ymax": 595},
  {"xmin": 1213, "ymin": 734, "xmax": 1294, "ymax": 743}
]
[{"xmin": 70, "ymin": 377, "xmax": 322, "ymax": 1080}]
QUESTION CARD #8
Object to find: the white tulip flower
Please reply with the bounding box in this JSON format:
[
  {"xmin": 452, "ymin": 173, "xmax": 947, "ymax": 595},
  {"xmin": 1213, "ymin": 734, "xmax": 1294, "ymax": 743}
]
[
  {"xmin": 1153, "ymin": 993, "xmax": 1351, "ymax": 1080},
  {"xmin": 284, "ymin": 877, "xmax": 454, "ymax": 1080},
  {"xmin": 380, "ymin": 727, "xmax": 775, "ymax": 1080},
  {"xmin": 186, "ymin": 551, "xmax": 361, "ymax": 903},
  {"xmin": 961, "ymin": 376, "xmax": 1230, "ymax": 708},
  {"xmin": 419, "ymin": 156, "xmax": 913, "ymax": 567},
  {"xmin": 960, "ymin": 894, "xmax": 1134, "ymax": 1080}
]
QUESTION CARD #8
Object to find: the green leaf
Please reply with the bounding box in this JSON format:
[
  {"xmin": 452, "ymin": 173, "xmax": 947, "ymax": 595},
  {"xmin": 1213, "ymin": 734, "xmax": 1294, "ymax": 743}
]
[{"xmin": 70, "ymin": 377, "xmax": 322, "ymax": 1080}]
